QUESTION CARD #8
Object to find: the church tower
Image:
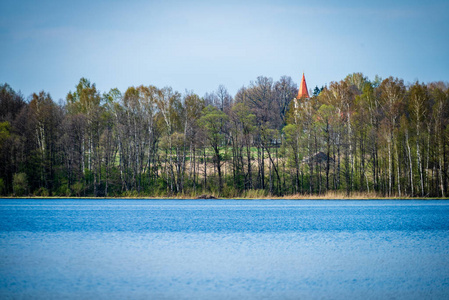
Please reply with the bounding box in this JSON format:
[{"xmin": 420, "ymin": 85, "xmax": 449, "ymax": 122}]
[
  {"xmin": 297, "ymin": 73, "xmax": 309, "ymax": 99},
  {"xmin": 293, "ymin": 73, "xmax": 310, "ymax": 112}
]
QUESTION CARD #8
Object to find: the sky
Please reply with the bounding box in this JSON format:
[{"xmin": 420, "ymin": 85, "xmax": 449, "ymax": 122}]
[{"xmin": 1, "ymin": 0, "xmax": 448, "ymax": 101}]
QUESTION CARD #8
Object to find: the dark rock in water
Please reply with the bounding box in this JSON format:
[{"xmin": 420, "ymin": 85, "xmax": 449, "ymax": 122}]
[{"xmin": 196, "ymin": 194, "xmax": 217, "ymax": 199}]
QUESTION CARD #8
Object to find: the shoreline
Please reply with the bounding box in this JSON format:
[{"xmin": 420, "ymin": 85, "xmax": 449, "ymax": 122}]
[{"xmin": 1, "ymin": 196, "xmax": 448, "ymax": 200}]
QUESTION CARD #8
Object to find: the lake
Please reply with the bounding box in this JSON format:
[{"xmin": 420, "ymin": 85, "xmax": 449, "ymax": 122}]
[{"xmin": 1, "ymin": 199, "xmax": 449, "ymax": 299}]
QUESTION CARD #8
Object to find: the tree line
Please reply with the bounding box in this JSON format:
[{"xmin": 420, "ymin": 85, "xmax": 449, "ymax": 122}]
[{"xmin": 1, "ymin": 73, "xmax": 448, "ymax": 197}]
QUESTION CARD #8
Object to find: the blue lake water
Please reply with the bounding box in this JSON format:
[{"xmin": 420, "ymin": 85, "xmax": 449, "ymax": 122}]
[{"xmin": 1, "ymin": 199, "xmax": 449, "ymax": 299}]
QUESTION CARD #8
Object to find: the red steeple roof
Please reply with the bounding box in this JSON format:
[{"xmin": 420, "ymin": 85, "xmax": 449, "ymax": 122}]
[{"xmin": 297, "ymin": 73, "xmax": 309, "ymax": 99}]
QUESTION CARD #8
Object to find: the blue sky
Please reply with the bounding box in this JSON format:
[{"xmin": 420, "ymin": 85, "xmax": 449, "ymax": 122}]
[{"xmin": 1, "ymin": 0, "xmax": 448, "ymax": 101}]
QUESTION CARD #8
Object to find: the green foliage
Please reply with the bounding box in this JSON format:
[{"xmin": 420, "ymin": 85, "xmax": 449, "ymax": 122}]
[
  {"xmin": 66, "ymin": 78, "xmax": 101, "ymax": 114},
  {"xmin": 0, "ymin": 121, "xmax": 11, "ymax": 143},
  {"xmin": 122, "ymin": 190, "xmax": 139, "ymax": 197},
  {"xmin": 2, "ymin": 74, "xmax": 449, "ymax": 198},
  {"xmin": 34, "ymin": 187, "xmax": 50, "ymax": 197},
  {"xmin": 71, "ymin": 182, "xmax": 84, "ymax": 197},
  {"xmin": 56, "ymin": 184, "xmax": 72, "ymax": 197},
  {"xmin": 313, "ymin": 86, "xmax": 324, "ymax": 97},
  {"xmin": 199, "ymin": 105, "xmax": 228, "ymax": 141},
  {"xmin": 0, "ymin": 178, "xmax": 5, "ymax": 195},
  {"xmin": 13, "ymin": 173, "xmax": 28, "ymax": 196}
]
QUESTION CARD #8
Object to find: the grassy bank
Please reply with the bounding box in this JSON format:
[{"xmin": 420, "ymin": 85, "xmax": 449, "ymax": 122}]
[{"xmin": 1, "ymin": 191, "xmax": 448, "ymax": 200}]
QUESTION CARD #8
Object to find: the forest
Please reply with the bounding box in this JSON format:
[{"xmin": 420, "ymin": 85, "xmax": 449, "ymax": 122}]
[{"xmin": 1, "ymin": 73, "xmax": 448, "ymax": 198}]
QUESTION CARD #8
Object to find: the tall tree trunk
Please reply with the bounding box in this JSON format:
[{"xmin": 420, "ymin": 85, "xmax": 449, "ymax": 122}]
[
  {"xmin": 395, "ymin": 141, "xmax": 401, "ymax": 196},
  {"xmin": 203, "ymin": 147, "xmax": 207, "ymax": 191},
  {"xmin": 214, "ymin": 145, "xmax": 223, "ymax": 194}
]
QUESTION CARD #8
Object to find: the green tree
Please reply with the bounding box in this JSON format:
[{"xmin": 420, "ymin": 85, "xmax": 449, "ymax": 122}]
[
  {"xmin": 13, "ymin": 173, "xmax": 28, "ymax": 196},
  {"xmin": 184, "ymin": 92, "xmax": 205, "ymax": 192},
  {"xmin": 378, "ymin": 77, "xmax": 405, "ymax": 196},
  {"xmin": 408, "ymin": 82, "xmax": 430, "ymax": 196},
  {"xmin": 28, "ymin": 92, "xmax": 62, "ymax": 194},
  {"xmin": 199, "ymin": 105, "xmax": 228, "ymax": 194},
  {"xmin": 67, "ymin": 78, "xmax": 103, "ymax": 195},
  {"xmin": 0, "ymin": 178, "xmax": 5, "ymax": 195},
  {"xmin": 230, "ymin": 103, "xmax": 256, "ymax": 191}
]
